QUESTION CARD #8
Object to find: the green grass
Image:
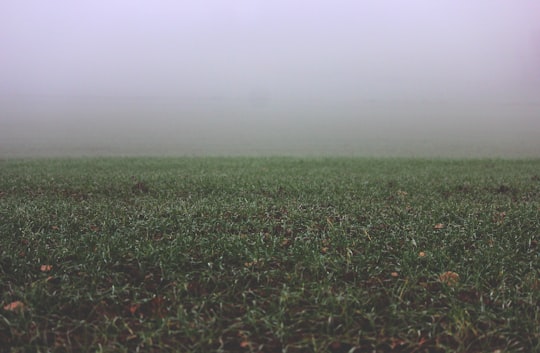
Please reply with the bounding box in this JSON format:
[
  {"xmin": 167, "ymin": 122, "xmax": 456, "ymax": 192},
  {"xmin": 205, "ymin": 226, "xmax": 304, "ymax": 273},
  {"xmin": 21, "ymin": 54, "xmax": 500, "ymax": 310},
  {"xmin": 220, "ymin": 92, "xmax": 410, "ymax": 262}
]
[{"xmin": 0, "ymin": 157, "xmax": 539, "ymax": 352}]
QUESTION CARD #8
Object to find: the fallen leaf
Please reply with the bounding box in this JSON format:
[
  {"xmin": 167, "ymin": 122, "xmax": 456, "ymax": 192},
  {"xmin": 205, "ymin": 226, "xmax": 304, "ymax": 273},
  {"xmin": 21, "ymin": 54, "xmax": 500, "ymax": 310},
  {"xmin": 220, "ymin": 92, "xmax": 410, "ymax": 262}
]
[
  {"xmin": 3, "ymin": 301, "xmax": 24, "ymax": 312},
  {"xmin": 390, "ymin": 337, "xmax": 406, "ymax": 349},
  {"xmin": 46, "ymin": 276, "xmax": 61, "ymax": 285},
  {"xmin": 434, "ymin": 223, "xmax": 445, "ymax": 230},
  {"xmin": 328, "ymin": 341, "xmax": 354, "ymax": 353},
  {"xmin": 493, "ymin": 212, "xmax": 506, "ymax": 224},
  {"xmin": 391, "ymin": 272, "xmax": 399, "ymax": 278},
  {"xmin": 40, "ymin": 265, "xmax": 52, "ymax": 272},
  {"xmin": 239, "ymin": 340, "xmax": 250, "ymax": 348},
  {"xmin": 132, "ymin": 179, "xmax": 149, "ymax": 193},
  {"xmin": 149, "ymin": 296, "xmax": 167, "ymax": 318},
  {"xmin": 329, "ymin": 341, "xmax": 342, "ymax": 350},
  {"xmin": 51, "ymin": 225, "xmax": 59, "ymax": 230},
  {"xmin": 89, "ymin": 225, "xmax": 100, "ymax": 232},
  {"xmin": 129, "ymin": 303, "xmax": 140, "ymax": 315},
  {"xmin": 244, "ymin": 259, "xmax": 260, "ymax": 268},
  {"xmin": 439, "ymin": 271, "xmax": 459, "ymax": 286}
]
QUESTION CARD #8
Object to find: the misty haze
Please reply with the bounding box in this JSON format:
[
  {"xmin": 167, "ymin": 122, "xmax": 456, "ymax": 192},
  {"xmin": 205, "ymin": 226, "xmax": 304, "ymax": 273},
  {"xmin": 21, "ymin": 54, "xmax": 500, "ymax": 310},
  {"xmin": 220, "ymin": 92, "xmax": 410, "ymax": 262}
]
[{"xmin": 1, "ymin": 1, "xmax": 539, "ymax": 157}]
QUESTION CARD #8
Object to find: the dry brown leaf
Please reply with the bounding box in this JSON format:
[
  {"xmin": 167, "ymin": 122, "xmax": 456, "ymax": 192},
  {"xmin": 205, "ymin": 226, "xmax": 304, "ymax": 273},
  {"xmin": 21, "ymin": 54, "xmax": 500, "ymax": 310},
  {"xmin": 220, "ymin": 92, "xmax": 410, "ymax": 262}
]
[
  {"xmin": 439, "ymin": 271, "xmax": 459, "ymax": 286},
  {"xmin": 434, "ymin": 223, "xmax": 445, "ymax": 230},
  {"xmin": 390, "ymin": 338, "xmax": 407, "ymax": 349},
  {"xmin": 40, "ymin": 265, "xmax": 52, "ymax": 272},
  {"xmin": 3, "ymin": 301, "xmax": 24, "ymax": 312},
  {"xmin": 129, "ymin": 303, "xmax": 140, "ymax": 315},
  {"xmin": 244, "ymin": 259, "xmax": 261, "ymax": 268},
  {"xmin": 493, "ymin": 212, "xmax": 506, "ymax": 224}
]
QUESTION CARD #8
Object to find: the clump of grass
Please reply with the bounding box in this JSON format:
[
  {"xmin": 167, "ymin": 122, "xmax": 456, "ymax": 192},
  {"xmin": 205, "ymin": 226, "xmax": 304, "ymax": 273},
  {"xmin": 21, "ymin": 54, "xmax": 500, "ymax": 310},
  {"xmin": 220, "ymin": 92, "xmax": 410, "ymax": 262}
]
[{"xmin": 0, "ymin": 157, "xmax": 539, "ymax": 352}]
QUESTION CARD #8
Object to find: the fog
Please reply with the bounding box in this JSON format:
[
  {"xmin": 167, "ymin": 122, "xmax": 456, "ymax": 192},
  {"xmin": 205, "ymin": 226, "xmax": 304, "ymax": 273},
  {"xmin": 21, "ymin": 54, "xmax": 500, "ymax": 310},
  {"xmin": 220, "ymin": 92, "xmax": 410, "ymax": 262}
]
[{"xmin": 1, "ymin": 1, "xmax": 539, "ymax": 157}]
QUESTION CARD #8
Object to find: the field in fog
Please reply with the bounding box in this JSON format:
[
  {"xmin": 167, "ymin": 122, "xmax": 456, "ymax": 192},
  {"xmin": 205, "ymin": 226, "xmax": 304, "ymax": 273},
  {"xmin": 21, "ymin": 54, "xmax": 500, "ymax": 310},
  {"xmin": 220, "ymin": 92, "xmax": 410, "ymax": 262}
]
[
  {"xmin": 1, "ymin": 157, "xmax": 539, "ymax": 352},
  {"xmin": 1, "ymin": 99, "xmax": 539, "ymax": 158}
]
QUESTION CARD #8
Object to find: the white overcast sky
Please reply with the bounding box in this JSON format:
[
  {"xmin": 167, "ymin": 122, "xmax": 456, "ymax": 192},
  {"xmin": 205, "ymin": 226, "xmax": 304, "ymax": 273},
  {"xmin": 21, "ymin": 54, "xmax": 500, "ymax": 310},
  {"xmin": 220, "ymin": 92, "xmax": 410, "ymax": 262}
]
[{"xmin": 1, "ymin": 0, "xmax": 539, "ymax": 101}]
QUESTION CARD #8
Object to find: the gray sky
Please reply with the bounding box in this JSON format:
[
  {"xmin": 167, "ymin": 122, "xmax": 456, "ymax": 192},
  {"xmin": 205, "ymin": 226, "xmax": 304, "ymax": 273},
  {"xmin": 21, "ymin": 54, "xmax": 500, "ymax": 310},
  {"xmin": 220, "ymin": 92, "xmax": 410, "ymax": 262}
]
[{"xmin": 1, "ymin": 1, "xmax": 539, "ymax": 157}]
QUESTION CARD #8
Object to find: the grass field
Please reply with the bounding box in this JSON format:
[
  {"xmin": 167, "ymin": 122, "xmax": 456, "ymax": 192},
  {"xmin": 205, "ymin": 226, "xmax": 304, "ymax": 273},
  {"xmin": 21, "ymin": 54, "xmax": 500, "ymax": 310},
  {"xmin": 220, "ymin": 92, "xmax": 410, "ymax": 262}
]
[{"xmin": 0, "ymin": 157, "xmax": 539, "ymax": 352}]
